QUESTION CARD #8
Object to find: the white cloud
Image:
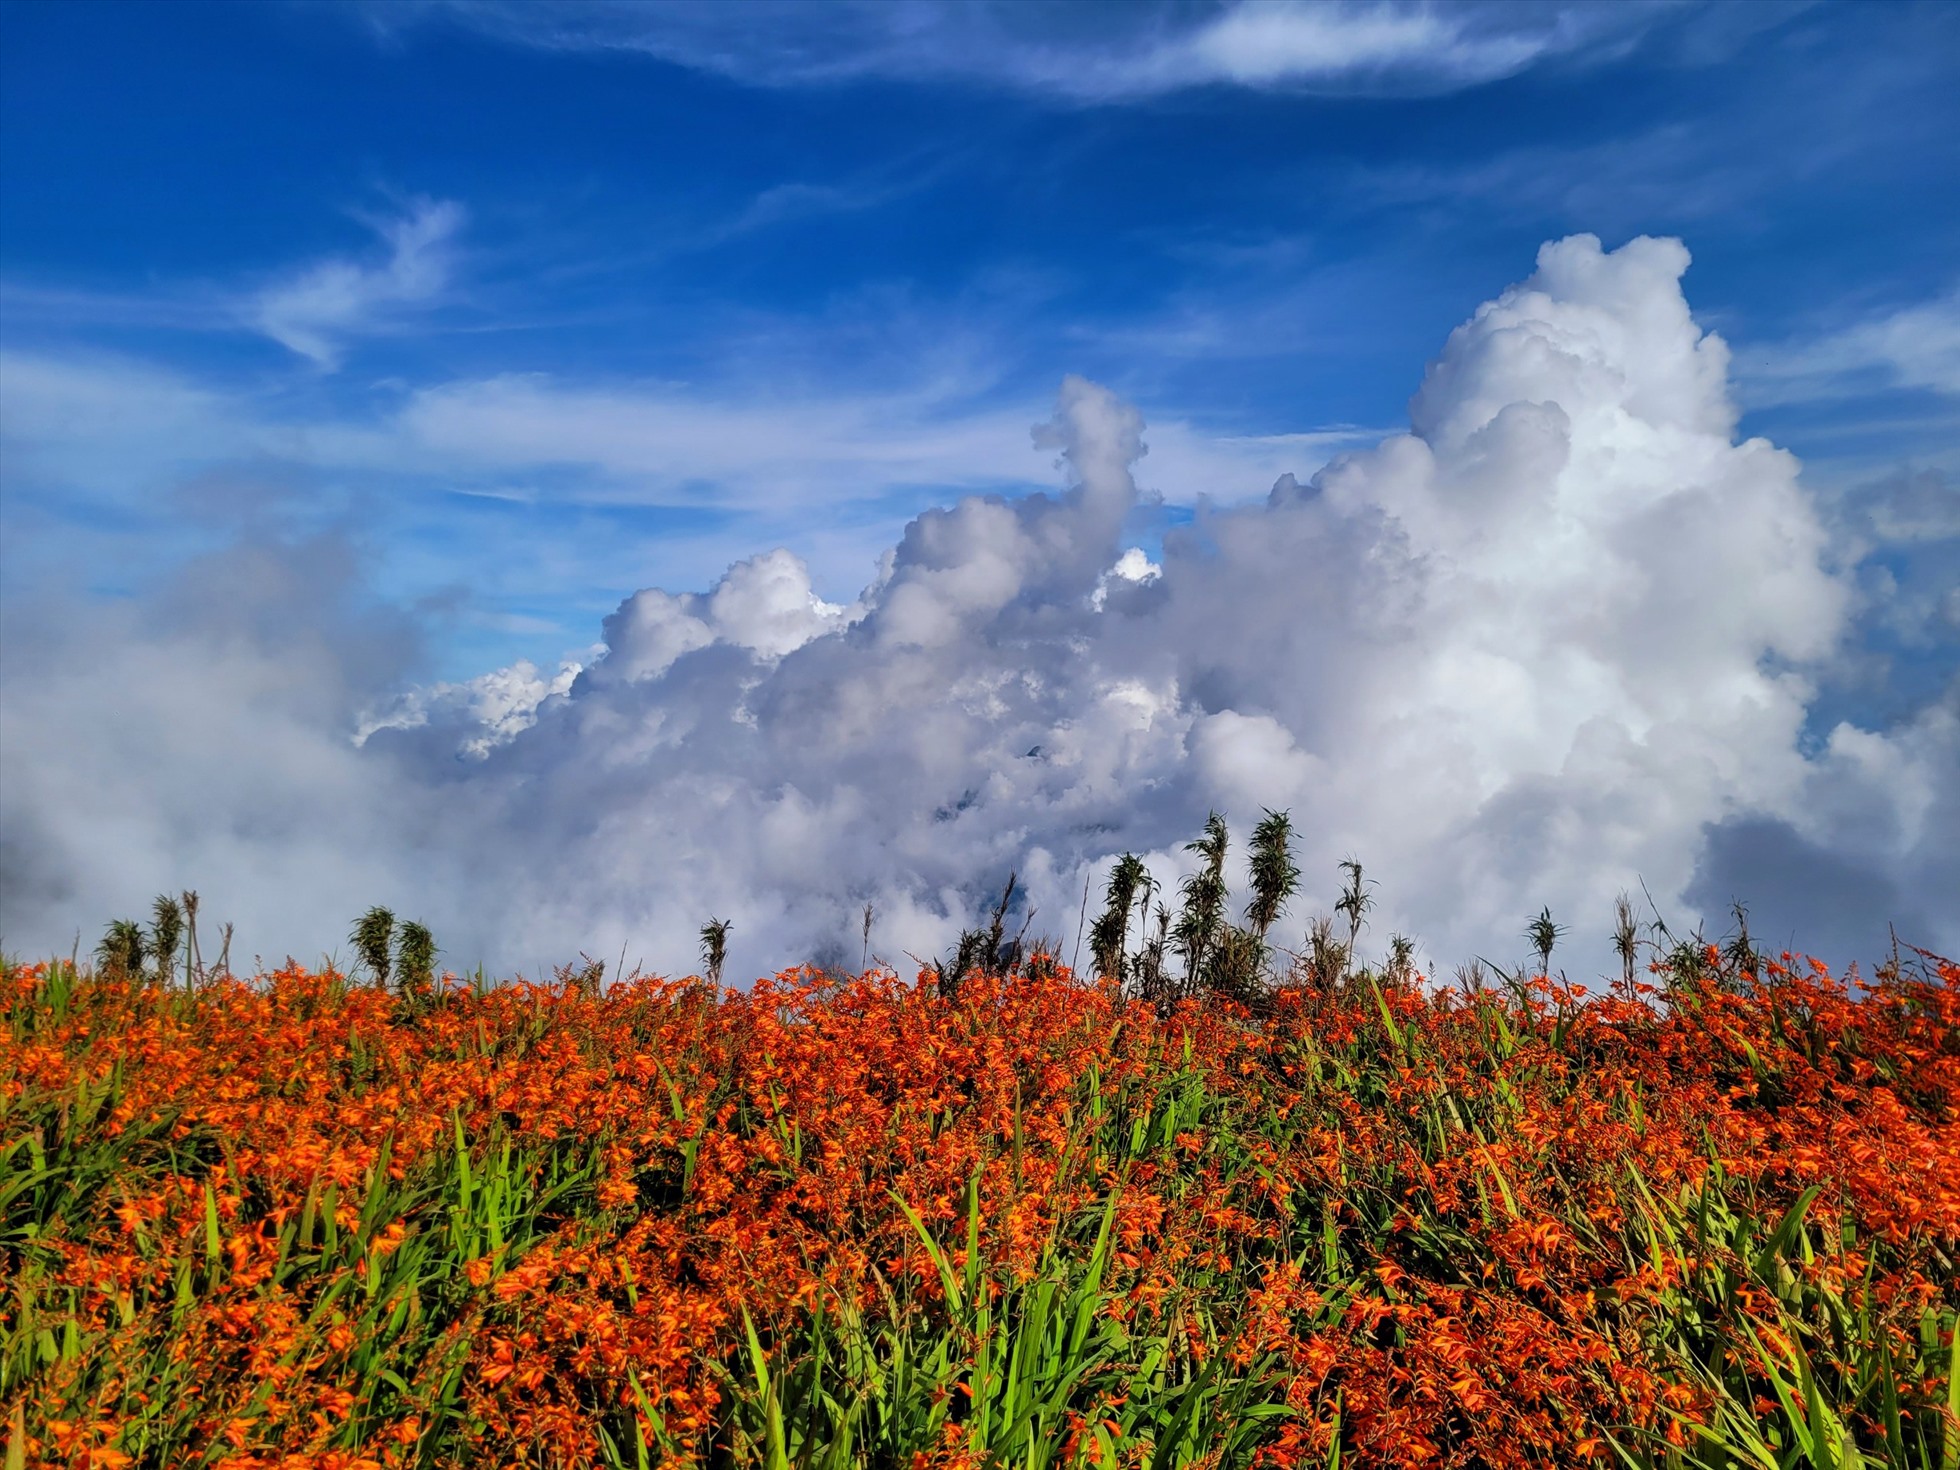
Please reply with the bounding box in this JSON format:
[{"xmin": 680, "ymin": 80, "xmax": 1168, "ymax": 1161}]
[
  {"xmin": 1092, "ymin": 547, "xmax": 1161, "ymax": 611},
  {"xmin": 1124, "ymin": 3, "xmax": 1544, "ymax": 91},
  {"xmin": 0, "ymin": 353, "xmax": 1346, "ymax": 522},
  {"xmin": 393, "ymin": 374, "xmax": 1049, "ymax": 504},
  {"xmin": 6, "ymin": 234, "xmax": 1953, "ymax": 983},
  {"xmin": 0, "ymin": 342, "xmax": 1375, "ymax": 689},
  {"xmin": 396, "ymin": 374, "xmax": 1377, "ymax": 512},
  {"xmin": 0, "ymin": 351, "xmax": 233, "ymax": 481},
  {"xmin": 2, "ymin": 199, "xmax": 466, "ymax": 372},
  {"xmin": 1739, "ymin": 289, "xmax": 1960, "ymax": 405},
  {"xmin": 251, "ymin": 199, "xmax": 465, "ymax": 367},
  {"xmin": 1690, "ymin": 688, "xmax": 1959, "ymax": 962},
  {"xmin": 383, "ymin": 1, "xmax": 1675, "ymax": 101},
  {"xmin": 357, "ymin": 656, "xmax": 585, "ymax": 758},
  {"xmin": 593, "ymin": 549, "xmax": 858, "ymax": 682}
]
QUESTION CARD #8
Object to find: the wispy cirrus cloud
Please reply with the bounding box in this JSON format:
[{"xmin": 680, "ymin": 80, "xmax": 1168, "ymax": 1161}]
[
  {"xmin": 371, "ymin": 1, "xmax": 1686, "ymax": 101},
  {"xmin": 0, "ymin": 199, "xmax": 469, "ymax": 371},
  {"xmin": 1738, "ymin": 290, "xmax": 1960, "ymax": 406},
  {"xmin": 392, "ymin": 372, "xmax": 1378, "ymax": 510},
  {"xmin": 707, "ymin": 171, "xmax": 941, "ymax": 247},
  {"xmin": 250, "ymin": 198, "xmax": 466, "ymax": 367},
  {"xmin": 0, "ymin": 342, "xmax": 1378, "ymax": 528}
]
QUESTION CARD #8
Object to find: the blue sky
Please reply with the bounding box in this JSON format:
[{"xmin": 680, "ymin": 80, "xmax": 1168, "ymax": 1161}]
[
  {"xmin": 5, "ymin": 0, "xmax": 1953, "ymax": 674},
  {"xmin": 2, "ymin": 1, "xmax": 1956, "ymax": 975}
]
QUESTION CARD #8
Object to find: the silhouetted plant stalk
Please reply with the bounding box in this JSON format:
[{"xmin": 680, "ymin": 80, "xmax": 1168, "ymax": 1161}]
[
  {"xmin": 699, "ymin": 917, "xmax": 731, "ymax": 988},
  {"xmin": 1335, "ymin": 857, "xmax": 1373, "ymax": 980},
  {"xmin": 1724, "ymin": 899, "xmax": 1762, "ymax": 978},
  {"xmin": 1614, "ymin": 890, "xmax": 1641, "ymax": 990},
  {"xmin": 561, "ymin": 953, "xmax": 605, "ymax": 995},
  {"xmin": 1527, "ymin": 904, "xmax": 1566, "ymax": 979},
  {"xmin": 1304, "ymin": 914, "xmax": 1348, "ymax": 992},
  {"xmin": 1386, "ymin": 932, "xmax": 1417, "ymax": 985},
  {"xmin": 181, "ymin": 889, "xmax": 201, "ymax": 986},
  {"xmin": 932, "ymin": 871, "xmax": 1025, "ymax": 999}
]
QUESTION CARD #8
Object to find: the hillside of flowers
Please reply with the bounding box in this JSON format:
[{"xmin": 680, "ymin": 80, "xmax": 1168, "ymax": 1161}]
[{"xmin": 5, "ymin": 933, "xmax": 1958, "ymax": 1468}]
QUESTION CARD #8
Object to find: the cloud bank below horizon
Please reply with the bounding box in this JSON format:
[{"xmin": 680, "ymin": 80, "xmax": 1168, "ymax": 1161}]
[{"xmin": 4, "ymin": 234, "xmax": 1953, "ymax": 983}]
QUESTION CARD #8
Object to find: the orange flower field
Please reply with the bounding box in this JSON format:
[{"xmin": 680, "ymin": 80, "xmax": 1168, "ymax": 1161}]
[{"xmin": 4, "ymin": 946, "xmax": 1957, "ymax": 1468}]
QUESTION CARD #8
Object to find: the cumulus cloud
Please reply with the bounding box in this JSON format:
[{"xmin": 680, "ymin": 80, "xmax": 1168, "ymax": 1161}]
[
  {"xmin": 593, "ymin": 549, "xmax": 859, "ymax": 682},
  {"xmin": 1689, "ymin": 689, "xmax": 1960, "ymax": 964},
  {"xmin": 6, "ymin": 234, "xmax": 1953, "ymax": 983},
  {"xmin": 1823, "ymin": 465, "xmax": 1960, "ymax": 664},
  {"xmin": 357, "ymin": 657, "xmax": 586, "ymax": 758},
  {"xmin": 252, "ymin": 199, "xmax": 465, "ymax": 367},
  {"xmin": 380, "ymin": 1, "xmax": 1676, "ymax": 101}
]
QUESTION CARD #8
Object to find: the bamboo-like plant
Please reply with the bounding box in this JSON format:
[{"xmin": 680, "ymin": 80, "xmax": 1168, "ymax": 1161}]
[
  {"xmin": 397, "ymin": 920, "xmax": 437, "ymax": 997},
  {"xmin": 149, "ymin": 895, "xmax": 184, "ymax": 987},
  {"xmin": 986, "ymin": 871, "xmax": 1019, "ymax": 975},
  {"xmin": 1128, "ymin": 901, "xmax": 1172, "ymax": 1005},
  {"xmin": 351, "ymin": 907, "xmax": 395, "ymax": 988},
  {"xmin": 1173, "ymin": 813, "xmax": 1229, "ymax": 998},
  {"xmin": 567, "ymin": 955, "xmax": 605, "ymax": 995},
  {"xmin": 1089, "ymin": 854, "xmax": 1147, "ymax": 984},
  {"xmin": 1245, "ymin": 808, "xmax": 1299, "ymax": 945},
  {"xmin": 95, "ymin": 919, "xmax": 146, "ymax": 976}
]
